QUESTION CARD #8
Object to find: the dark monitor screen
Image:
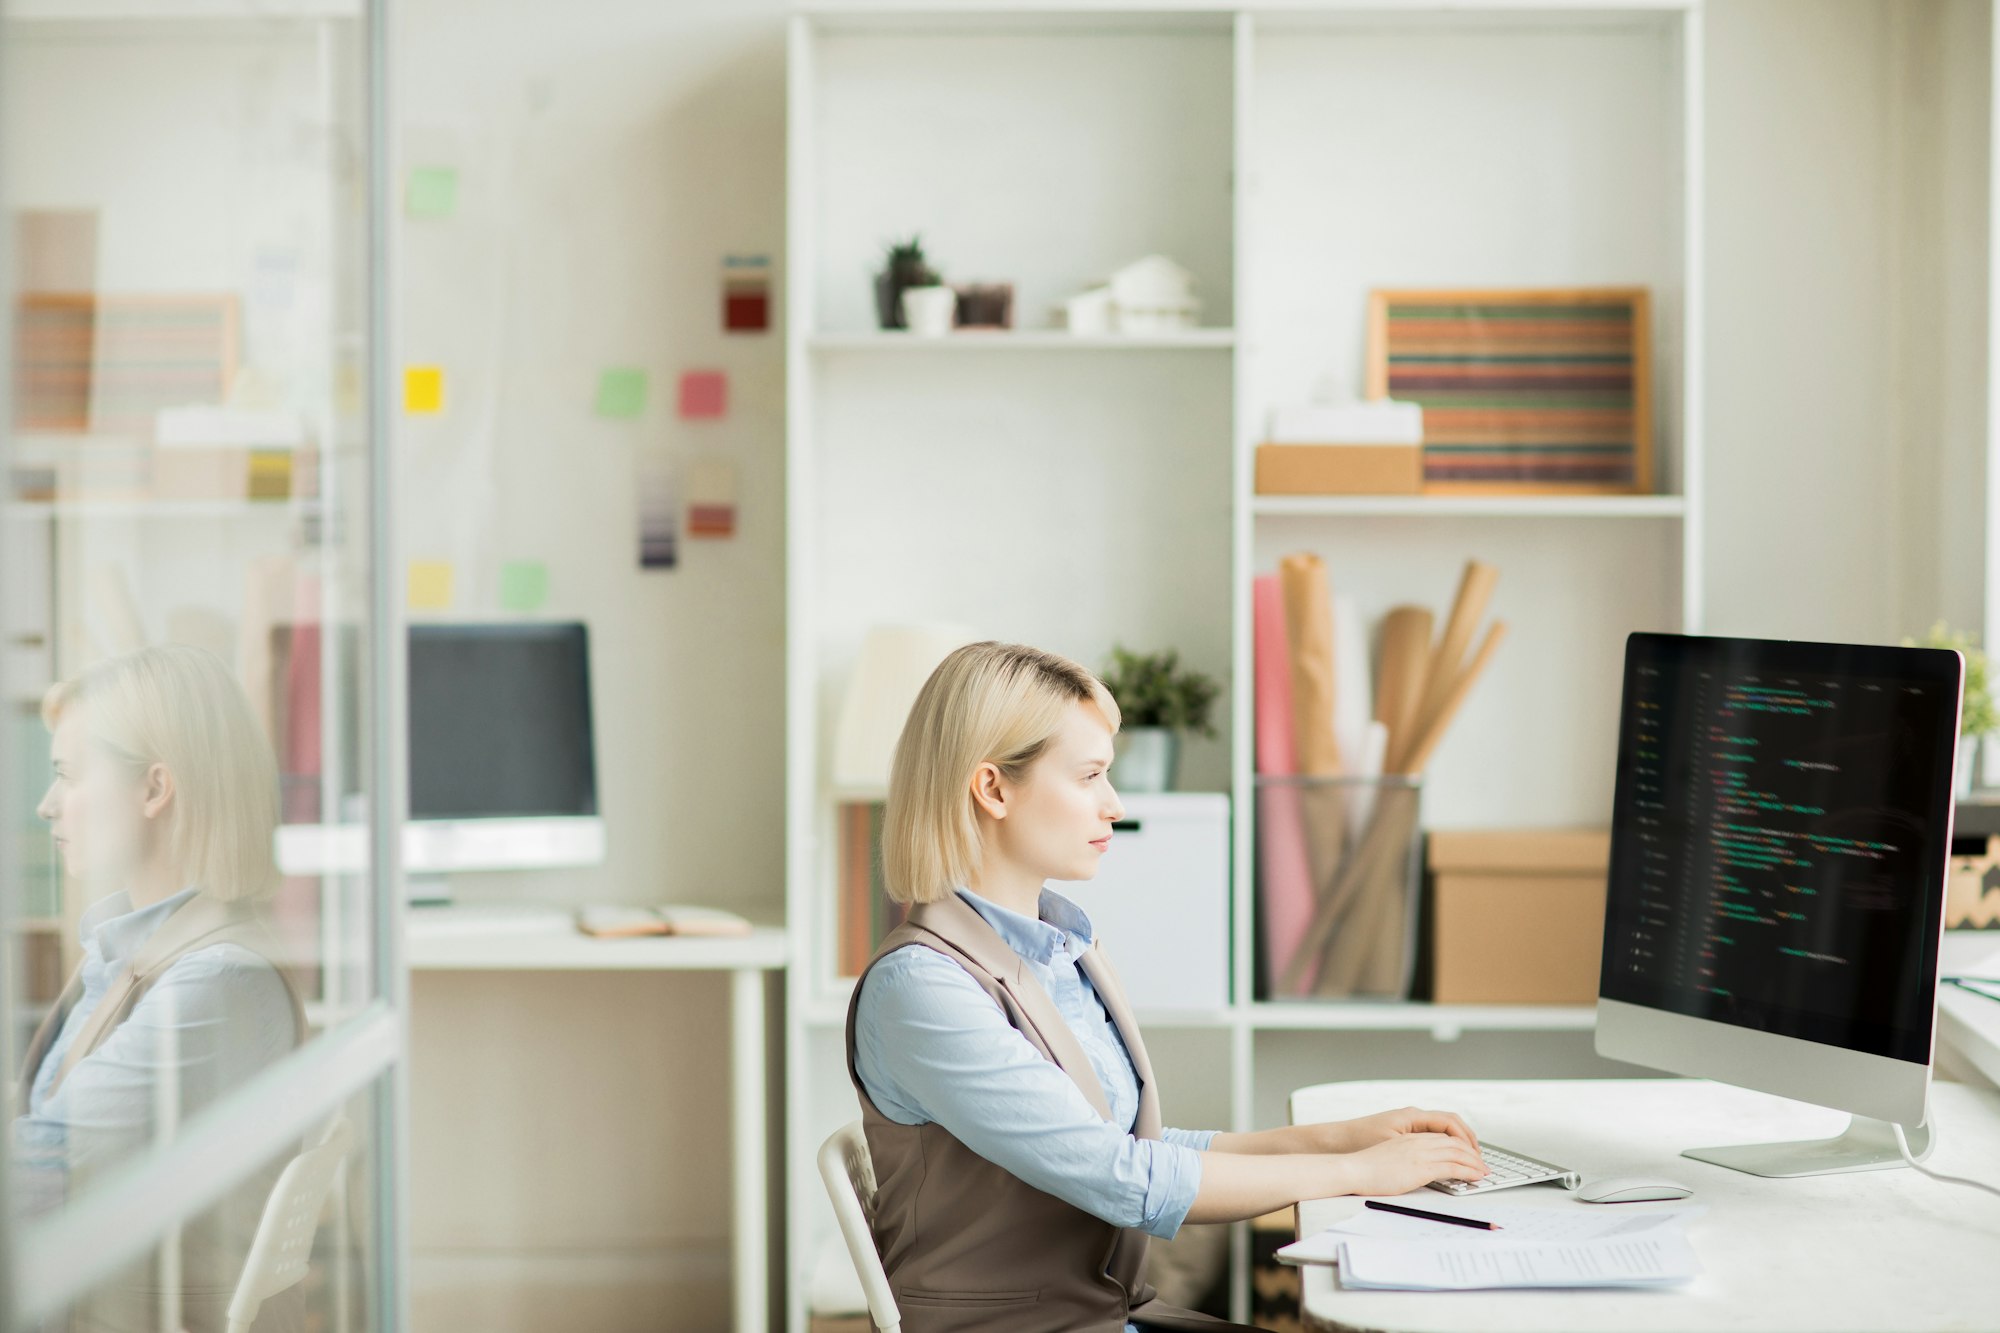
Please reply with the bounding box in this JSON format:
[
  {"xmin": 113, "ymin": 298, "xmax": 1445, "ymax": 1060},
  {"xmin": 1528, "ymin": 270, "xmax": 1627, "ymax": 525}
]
[
  {"xmin": 1602, "ymin": 633, "xmax": 1960, "ymax": 1065},
  {"xmin": 407, "ymin": 623, "xmax": 597, "ymax": 821}
]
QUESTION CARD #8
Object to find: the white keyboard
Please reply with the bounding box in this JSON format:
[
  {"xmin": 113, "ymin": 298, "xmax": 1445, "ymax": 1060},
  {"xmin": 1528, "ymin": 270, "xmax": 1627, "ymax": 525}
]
[{"xmin": 1428, "ymin": 1142, "xmax": 1583, "ymax": 1197}]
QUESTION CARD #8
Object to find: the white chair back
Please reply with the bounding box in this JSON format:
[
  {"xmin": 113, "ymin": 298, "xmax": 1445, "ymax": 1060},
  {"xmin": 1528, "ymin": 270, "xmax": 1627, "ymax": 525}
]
[
  {"xmin": 816, "ymin": 1121, "xmax": 901, "ymax": 1333},
  {"xmin": 226, "ymin": 1116, "xmax": 353, "ymax": 1333}
]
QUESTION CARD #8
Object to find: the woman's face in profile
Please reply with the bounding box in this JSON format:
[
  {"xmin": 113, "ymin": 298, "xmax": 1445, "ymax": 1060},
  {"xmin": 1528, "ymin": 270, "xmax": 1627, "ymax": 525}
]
[
  {"xmin": 37, "ymin": 712, "xmax": 153, "ymax": 886},
  {"xmin": 1000, "ymin": 700, "xmax": 1127, "ymax": 884}
]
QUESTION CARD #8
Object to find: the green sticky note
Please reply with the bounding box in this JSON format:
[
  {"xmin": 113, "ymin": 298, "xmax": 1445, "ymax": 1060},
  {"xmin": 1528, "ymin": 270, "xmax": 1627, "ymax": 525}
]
[
  {"xmin": 595, "ymin": 367, "xmax": 648, "ymax": 419},
  {"xmin": 406, "ymin": 166, "xmax": 458, "ymax": 219},
  {"xmin": 499, "ymin": 560, "xmax": 549, "ymax": 613}
]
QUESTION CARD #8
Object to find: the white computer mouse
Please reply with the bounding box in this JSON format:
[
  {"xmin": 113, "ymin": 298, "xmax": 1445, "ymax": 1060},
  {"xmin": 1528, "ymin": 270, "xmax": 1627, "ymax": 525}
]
[{"xmin": 1575, "ymin": 1176, "xmax": 1694, "ymax": 1204}]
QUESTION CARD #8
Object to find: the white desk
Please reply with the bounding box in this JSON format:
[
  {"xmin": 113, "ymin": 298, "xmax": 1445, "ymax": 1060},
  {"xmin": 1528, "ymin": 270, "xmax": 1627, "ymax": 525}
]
[
  {"xmin": 405, "ymin": 906, "xmax": 786, "ymax": 1333},
  {"xmin": 1939, "ymin": 931, "xmax": 2000, "ymax": 1090},
  {"xmin": 1289, "ymin": 1078, "xmax": 2000, "ymax": 1332}
]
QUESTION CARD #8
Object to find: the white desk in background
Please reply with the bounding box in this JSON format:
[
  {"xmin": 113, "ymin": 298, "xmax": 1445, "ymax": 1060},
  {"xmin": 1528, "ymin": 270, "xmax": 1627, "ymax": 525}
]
[
  {"xmin": 1939, "ymin": 930, "xmax": 2000, "ymax": 1090},
  {"xmin": 404, "ymin": 905, "xmax": 786, "ymax": 1333},
  {"xmin": 1289, "ymin": 1078, "xmax": 2000, "ymax": 1333}
]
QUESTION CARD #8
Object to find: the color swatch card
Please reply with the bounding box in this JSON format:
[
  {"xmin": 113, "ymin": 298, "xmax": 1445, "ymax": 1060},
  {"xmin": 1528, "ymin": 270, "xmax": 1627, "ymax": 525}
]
[
  {"xmin": 687, "ymin": 459, "xmax": 738, "ymax": 538},
  {"xmin": 678, "ymin": 370, "xmax": 727, "ymax": 420},
  {"xmin": 722, "ymin": 254, "xmax": 771, "ymax": 333},
  {"xmin": 636, "ymin": 450, "xmax": 679, "ymax": 570}
]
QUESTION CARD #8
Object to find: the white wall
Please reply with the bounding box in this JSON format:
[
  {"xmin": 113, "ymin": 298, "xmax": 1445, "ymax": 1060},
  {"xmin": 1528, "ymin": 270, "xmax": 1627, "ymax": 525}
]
[
  {"xmin": 392, "ymin": 1, "xmax": 788, "ymax": 1327},
  {"xmin": 1704, "ymin": 0, "xmax": 1990, "ymax": 645}
]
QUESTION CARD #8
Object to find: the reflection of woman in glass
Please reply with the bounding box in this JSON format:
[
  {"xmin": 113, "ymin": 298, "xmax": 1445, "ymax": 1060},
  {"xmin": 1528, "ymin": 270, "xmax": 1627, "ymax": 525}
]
[{"xmin": 12, "ymin": 644, "xmax": 303, "ymax": 1330}]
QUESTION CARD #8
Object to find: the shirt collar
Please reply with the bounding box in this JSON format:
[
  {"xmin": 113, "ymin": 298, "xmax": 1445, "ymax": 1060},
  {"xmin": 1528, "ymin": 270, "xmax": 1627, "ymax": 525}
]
[
  {"xmin": 955, "ymin": 885, "xmax": 1097, "ymax": 966},
  {"xmin": 83, "ymin": 885, "xmax": 202, "ymax": 969}
]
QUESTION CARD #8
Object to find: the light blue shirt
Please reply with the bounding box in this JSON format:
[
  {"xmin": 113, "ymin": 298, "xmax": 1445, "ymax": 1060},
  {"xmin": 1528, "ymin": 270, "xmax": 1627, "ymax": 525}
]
[
  {"xmin": 11, "ymin": 887, "xmax": 297, "ymax": 1218},
  {"xmin": 854, "ymin": 886, "xmax": 1213, "ymax": 1266}
]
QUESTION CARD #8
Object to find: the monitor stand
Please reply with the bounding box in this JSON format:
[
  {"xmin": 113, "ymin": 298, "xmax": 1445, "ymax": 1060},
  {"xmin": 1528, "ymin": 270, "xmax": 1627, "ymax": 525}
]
[{"xmin": 1683, "ymin": 1113, "xmax": 1932, "ymax": 1177}]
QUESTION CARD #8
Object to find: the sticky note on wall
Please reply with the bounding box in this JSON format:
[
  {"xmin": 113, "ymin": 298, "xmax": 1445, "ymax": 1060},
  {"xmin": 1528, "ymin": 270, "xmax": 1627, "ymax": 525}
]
[
  {"xmin": 406, "ymin": 166, "xmax": 458, "ymax": 219},
  {"xmin": 407, "ymin": 561, "xmax": 454, "ymax": 611},
  {"xmin": 404, "ymin": 366, "xmax": 444, "ymax": 414},
  {"xmin": 499, "ymin": 560, "xmax": 548, "ymax": 612},
  {"xmin": 595, "ymin": 368, "xmax": 648, "ymax": 419},
  {"xmin": 677, "ymin": 370, "xmax": 727, "ymax": 420},
  {"xmin": 687, "ymin": 458, "xmax": 738, "ymax": 539}
]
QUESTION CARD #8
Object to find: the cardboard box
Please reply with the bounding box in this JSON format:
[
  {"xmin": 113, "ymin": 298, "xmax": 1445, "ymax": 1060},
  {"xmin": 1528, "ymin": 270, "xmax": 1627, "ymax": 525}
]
[
  {"xmin": 1947, "ymin": 834, "xmax": 2000, "ymax": 929},
  {"xmin": 1427, "ymin": 829, "xmax": 1611, "ymax": 1005},
  {"xmin": 1255, "ymin": 443, "xmax": 1422, "ymax": 496}
]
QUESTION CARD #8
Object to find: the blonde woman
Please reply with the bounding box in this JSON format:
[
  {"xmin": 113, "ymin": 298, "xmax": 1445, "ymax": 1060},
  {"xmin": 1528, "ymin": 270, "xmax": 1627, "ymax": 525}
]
[
  {"xmin": 850, "ymin": 642, "xmax": 1489, "ymax": 1332},
  {"xmin": 13, "ymin": 644, "xmax": 304, "ymax": 1330}
]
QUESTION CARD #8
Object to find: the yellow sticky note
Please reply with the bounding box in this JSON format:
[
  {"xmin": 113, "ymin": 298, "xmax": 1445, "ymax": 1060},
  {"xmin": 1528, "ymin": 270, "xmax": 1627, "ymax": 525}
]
[
  {"xmin": 407, "ymin": 561, "xmax": 454, "ymax": 611},
  {"xmin": 404, "ymin": 366, "xmax": 444, "ymax": 414}
]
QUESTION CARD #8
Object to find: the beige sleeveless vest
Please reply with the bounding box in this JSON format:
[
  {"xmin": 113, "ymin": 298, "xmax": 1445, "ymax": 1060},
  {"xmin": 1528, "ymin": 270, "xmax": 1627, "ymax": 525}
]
[
  {"xmin": 16, "ymin": 892, "xmax": 308, "ymax": 1333},
  {"xmin": 845, "ymin": 892, "xmax": 1255, "ymax": 1333}
]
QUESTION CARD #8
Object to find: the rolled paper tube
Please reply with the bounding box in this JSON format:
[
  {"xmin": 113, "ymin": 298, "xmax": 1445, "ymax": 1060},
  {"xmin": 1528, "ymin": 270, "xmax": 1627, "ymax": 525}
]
[
  {"xmin": 1374, "ymin": 606, "xmax": 1434, "ymax": 774},
  {"xmin": 1400, "ymin": 621, "xmax": 1509, "ymax": 777},
  {"xmin": 1405, "ymin": 561, "xmax": 1498, "ymax": 767}
]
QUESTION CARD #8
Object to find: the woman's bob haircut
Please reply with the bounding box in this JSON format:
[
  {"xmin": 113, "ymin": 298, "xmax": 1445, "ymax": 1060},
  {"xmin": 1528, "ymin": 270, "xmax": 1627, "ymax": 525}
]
[
  {"xmin": 42, "ymin": 643, "xmax": 282, "ymax": 904},
  {"xmin": 881, "ymin": 640, "xmax": 1121, "ymax": 906}
]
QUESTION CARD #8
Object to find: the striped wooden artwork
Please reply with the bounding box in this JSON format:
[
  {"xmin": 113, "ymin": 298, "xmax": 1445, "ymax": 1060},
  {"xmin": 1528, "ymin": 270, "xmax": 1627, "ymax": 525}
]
[
  {"xmin": 13, "ymin": 293, "xmax": 238, "ymax": 434},
  {"xmin": 1366, "ymin": 288, "xmax": 1651, "ymax": 496}
]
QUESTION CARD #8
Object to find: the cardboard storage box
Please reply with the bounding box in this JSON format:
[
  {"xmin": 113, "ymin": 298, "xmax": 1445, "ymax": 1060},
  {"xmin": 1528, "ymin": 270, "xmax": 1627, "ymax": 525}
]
[
  {"xmin": 1427, "ymin": 829, "xmax": 1611, "ymax": 1005},
  {"xmin": 1255, "ymin": 442, "xmax": 1422, "ymax": 496}
]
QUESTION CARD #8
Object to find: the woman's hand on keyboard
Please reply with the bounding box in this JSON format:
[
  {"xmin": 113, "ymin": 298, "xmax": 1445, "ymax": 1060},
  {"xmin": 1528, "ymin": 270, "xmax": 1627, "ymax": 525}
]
[
  {"xmin": 1339, "ymin": 1133, "xmax": 1490, "ymax": 1197},
  {"xmin": 1336, "ymin": 1105, "xmax": 1482, "ymax": 1155}
]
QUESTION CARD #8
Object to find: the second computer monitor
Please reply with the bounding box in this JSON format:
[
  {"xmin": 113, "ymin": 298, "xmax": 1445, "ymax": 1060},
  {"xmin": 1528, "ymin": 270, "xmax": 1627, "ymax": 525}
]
[{"xmin": 1595, "ymin": 633, "xmax": 1960, "ymax": 1168}]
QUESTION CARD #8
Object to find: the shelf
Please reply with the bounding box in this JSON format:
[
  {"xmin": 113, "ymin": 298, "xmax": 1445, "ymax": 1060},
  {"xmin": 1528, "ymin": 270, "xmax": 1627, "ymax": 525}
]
[
  {"xmin": 5, "ymin": 499, "xmax": 316, "ymax": 519},
  {"xmin": 809, "ymin": 330, "xmax": 1236, "ymax": 352},
  {"xmin": 802, "ymin": 996, "xmax": 1597, "ymax": 1036},
  {"xmin": 1251, "ymin": 494, "xmax": 1688, "ymax": 519}
]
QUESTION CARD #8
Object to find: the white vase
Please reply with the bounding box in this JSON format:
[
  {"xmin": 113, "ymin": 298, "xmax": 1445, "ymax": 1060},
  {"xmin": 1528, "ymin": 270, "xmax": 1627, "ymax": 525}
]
[
  {"xmin": 1112, "ymin": 727, "xmax": 1179, "ymax": 793},
  {"xmin": 1958, "ymin": 735, "xmax": 1979, "ymax": 798},
  {"xmin": 900, "ymin": 285, "xmax": 957, "ymax": 337}
]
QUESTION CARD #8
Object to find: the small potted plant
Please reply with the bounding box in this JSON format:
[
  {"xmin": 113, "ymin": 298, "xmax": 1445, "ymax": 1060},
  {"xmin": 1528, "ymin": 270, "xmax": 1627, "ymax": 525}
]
[
  {"xmin": 1906, "ymin": 622, "xmax": 1997, "ymax": 795},
  {"xmin": 1099, "ymin": 645, "xmax": 1220, "ymax": 792},
  {"xmin": 875, "ymin": 234, "xmax": 940, "ymax": 331}
]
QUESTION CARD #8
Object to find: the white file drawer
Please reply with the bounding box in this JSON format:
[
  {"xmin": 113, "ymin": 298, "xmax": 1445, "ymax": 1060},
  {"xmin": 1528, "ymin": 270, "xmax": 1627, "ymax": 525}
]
[{"xmin": 1050, "ymin": 791, "xmax": 1231, "ymax": 1013}]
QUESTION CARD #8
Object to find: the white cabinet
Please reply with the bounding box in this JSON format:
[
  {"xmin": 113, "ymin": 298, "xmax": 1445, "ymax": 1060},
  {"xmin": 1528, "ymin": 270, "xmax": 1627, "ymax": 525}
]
[{"xmin": 1053, "ymin": 792, "xmax": 1232, "ymax": 1014}]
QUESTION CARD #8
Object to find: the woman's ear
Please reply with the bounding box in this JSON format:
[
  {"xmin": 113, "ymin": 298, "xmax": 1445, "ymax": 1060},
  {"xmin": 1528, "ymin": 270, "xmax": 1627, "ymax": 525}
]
[
  {"xmin": 140, "ymin": 762, "xmax": 175, "ymax": 821},
  {"xmin": 969, "ymin": 761, "xmax": 1008, "ymax": 821}
]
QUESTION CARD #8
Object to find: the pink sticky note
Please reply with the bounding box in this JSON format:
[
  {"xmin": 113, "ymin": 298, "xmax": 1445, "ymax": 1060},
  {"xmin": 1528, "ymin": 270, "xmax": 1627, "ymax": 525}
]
[{"xmin": 678, "ymin": 370, "xmax": 727, "ymax": 420}]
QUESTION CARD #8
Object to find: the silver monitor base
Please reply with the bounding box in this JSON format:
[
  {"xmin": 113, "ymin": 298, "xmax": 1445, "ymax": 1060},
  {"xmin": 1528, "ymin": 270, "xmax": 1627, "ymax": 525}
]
[{"xmin": 1683, "ymin": 1113, "xmax": 1932, "ymax": 1178}]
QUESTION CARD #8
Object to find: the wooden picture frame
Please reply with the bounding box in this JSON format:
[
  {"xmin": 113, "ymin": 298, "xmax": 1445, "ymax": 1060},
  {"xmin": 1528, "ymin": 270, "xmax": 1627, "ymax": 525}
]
[
  {"xmin": 13, "ymin": 292, "xmax": 239, "ymax": 433},
  {"xmin": 1366, "ymin": 287, "xmax": 1652, "ymax": 496}
]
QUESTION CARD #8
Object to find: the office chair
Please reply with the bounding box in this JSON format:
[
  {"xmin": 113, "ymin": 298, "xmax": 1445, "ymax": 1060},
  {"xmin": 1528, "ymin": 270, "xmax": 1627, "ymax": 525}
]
[
  {"xmin": 816, "ymin": 1122, "xmax": 900, "ymax": 1333},
  {"xmin": 226, "ymin": 1116, "xmax": 354, "ymax": 1333}
]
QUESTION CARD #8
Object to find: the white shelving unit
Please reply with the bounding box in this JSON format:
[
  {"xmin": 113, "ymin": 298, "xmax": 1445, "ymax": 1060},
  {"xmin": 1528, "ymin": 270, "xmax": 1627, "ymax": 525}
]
[{"xmin": 786, "ymin": 4, "xmax": 1702, "ymax": 1326}]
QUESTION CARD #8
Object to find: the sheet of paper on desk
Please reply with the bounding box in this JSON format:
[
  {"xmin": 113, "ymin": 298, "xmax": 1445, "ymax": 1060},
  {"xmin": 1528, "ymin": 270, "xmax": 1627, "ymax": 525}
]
[
  {"xmin": 1278, "ymin": 1203, "xmax": 1703, "ymax": 1265},
  {"xmin": 1338, "ymin": 1231, "xmax": 1701, "ymax": 1291}
]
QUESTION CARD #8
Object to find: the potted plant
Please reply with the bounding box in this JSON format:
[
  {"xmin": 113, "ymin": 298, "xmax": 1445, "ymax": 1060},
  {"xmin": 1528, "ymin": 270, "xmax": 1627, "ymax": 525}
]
[
  {"xmin": 875, "ymin": 235, "xmax": 940, "ymax": 331},
  {"xmin": 1099, "ymin": 645, "xmax": 1220, "ymax": 793},
  {"xmin": 1906, "ymin": 622, "xmax": 1997, "ymax": 795}
]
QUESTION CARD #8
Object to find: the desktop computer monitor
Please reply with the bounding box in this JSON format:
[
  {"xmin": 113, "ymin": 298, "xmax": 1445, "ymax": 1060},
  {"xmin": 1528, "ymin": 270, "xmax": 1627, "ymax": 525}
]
[
  {"xmin": 403, "ymin": 622, "xmax": 604, "ymax": 877},
  {"xmin": 1595, "ymin": 632, "xmax": 1962, "ymax": 1177},
  {"xmin": 272, "ymin": 622, "xmax": 604, "ymax": 886}
]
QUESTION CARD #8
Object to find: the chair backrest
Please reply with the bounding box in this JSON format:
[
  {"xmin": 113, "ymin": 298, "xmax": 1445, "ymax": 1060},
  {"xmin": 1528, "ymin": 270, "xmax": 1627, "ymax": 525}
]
[
  {"xmin": 816, "ymin": 1121, "xmax": 900, "ymax": 1333},
  {"xmin": 226, "ymin": 1116, "xmax": 354, "ymax": 1333}
]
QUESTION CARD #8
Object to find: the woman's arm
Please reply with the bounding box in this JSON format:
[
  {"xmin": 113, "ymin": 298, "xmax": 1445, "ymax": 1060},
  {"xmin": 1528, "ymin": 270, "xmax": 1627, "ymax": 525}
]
[
  {"xmin": 1185, "ymin": 1133, "xmax": 1489, "ymax": 1225},
  {"xmin": 855, "ymin": 946, "xmax": 1206, "ymax": 1239},
  {"xmin": 1207, "ymin": 1106, "xmax": 1482, "ymax": 1158}
]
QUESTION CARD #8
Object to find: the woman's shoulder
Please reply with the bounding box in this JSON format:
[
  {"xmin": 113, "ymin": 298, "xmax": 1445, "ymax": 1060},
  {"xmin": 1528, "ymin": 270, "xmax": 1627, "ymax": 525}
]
[
  {"xmin": 149, "ymin": 940, "xmax": 295, "ymax": 1009},
  {"xmin": 856, "ymin": 940, "xmax": 997, "ymax": 1021}
]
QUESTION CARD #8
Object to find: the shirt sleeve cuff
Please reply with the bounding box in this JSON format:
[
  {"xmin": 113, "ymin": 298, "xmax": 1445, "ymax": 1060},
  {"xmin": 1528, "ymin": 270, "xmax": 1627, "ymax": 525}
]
[
  {"xmin": 1162, "ymin": 1126, "xmax": 1217, "ymax": 1152},
  {"xmin": 1139, "ymin": 1137, "xmax": 1205, "ymax": 1239}
]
